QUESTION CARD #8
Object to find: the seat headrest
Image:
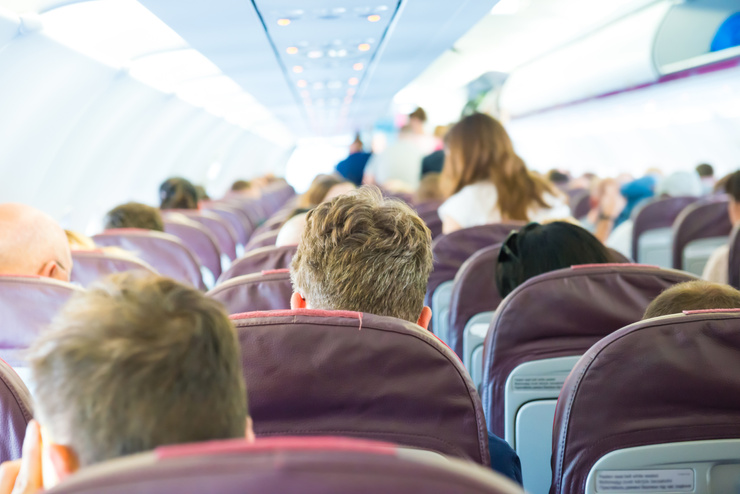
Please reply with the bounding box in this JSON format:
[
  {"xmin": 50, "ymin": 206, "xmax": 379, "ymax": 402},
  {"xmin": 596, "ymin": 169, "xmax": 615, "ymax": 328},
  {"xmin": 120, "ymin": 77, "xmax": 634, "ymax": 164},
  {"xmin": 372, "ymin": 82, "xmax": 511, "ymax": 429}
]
[{"xmin": 0, "ymin": 359, "xmax": 33, "ymax": 464}]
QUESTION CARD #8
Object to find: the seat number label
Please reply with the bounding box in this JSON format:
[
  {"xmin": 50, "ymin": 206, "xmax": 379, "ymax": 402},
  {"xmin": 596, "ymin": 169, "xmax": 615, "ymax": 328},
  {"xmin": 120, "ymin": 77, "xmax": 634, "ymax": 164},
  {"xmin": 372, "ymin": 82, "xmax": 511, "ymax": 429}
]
[{"xmin": 596, "ymin": 469, "xmax": 694, "ymax": 492}]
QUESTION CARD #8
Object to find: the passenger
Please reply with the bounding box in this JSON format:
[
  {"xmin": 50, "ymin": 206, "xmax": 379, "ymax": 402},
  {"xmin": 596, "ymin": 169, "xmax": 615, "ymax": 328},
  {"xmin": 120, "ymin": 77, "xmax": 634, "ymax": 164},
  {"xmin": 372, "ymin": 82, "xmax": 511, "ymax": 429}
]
[
  {"xmin": 231, "ymin": 179, "xmax": 251, "ymax": 193},
  {"xmin": 438, "ymin": 113, "xmax": 569, "ymax": 234},
  {"xmin": 702, "ymin": 170, "xmax": 740, "ymax": 284},
  {"xmin": 335, "ymin": 134, "xmax": 371, "ymax": 186},
  {"xmin": 296, "ymin": 175, "xmax": 344, "ymax": 209},
  {"xmin": 0, "ymin": 203, "xmax": 72, "ymax": 282},
  {"xmin": 547, "ymin": 169, "xmax": 571, "ymax": 190},
  {"xmin": 607, "ymin": 170, "xmax": 703, "ymax": 258},
  {"xmin": 496, "ymin": 221, "xmax": 612, "ymax": 298},
  {"xmin": 65, "ymin": 230, "xmax": 97, "ymax": 250},
  {"xmin": 420, "ymin": 125, "xmax": 449, "ymax": 176},
  {"xmin": 364, "ymin": 125, "xmax": 426, "ymax": 191},
  {"xmin": 696, "ymin": 163, "xmax": 715, "ymax": 195},
  {"xmin": 104, "ymin": 202, "xmax": 165, "ymax": 232},
  {"xmin": 414, "ymin": 172, "xmax": 444, "ymax": 203},
  {"xmin": 276, "ymin": 209, "xmax": 310, "ymax": 247},
  {"xmin": 0, "ymin": 273, "xmax": 252, "ymax": 493},
  {"xmin": 159, "ymin": 177, "xmax": 199, "ymax": 210},
  {"xmin": 582, "ymin": 178, "xmax": 627, "ymax": 242},
  {"xmin": 643, "ymin": 280, "xmax": 740, "ymax": 319},
  {"xmin": 194, "ymin": 185, "xmax": 210, "ymax": 202},
  {"xmin": 323, "ymin": 181, "xmax": 356, "ymax": 203},
  {"xmin": 290, "ymin": 186, "xmax": 522, "ymax": 483},
  {"xmin": 407, "ymin": 107, "xmax": 436, "ymax": 155}
]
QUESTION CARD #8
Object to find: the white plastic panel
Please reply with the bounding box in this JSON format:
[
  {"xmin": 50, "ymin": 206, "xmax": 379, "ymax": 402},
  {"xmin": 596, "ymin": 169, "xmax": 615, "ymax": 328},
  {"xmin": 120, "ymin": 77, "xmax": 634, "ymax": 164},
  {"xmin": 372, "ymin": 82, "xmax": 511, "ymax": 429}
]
[
  {"xmin": 515, "ymin": 400, "xmax": 558, "ymax": 494},
  {"xmin": 637, "ymin": 227, "xmax": 673, "ymax": 268},
  {"xmin": 585, "ymin": 439, "xmax": 740, "ymax": 494},
  {"xmin": 463, "ymin": 310, "xmax": 495, "ymax": 382},
  {"xmin": 431, "ymin": 281, "xmax": 455, "ymax": 344},
  {"xmin": 682, "ymin": 236, "xmax": 728, "ymax": 276},
  {"xmin": 500, "ymin": 1, "xmax": 669, "ymax": 117}
]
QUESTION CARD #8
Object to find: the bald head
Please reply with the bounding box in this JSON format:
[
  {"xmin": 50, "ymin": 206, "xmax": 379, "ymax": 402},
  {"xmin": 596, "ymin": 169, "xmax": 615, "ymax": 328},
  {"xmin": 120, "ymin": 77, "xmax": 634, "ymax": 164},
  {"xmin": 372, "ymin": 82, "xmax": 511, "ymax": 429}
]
[{"xmin": 0, "ymin": 203, "xmax": 72, "ymax": 281}]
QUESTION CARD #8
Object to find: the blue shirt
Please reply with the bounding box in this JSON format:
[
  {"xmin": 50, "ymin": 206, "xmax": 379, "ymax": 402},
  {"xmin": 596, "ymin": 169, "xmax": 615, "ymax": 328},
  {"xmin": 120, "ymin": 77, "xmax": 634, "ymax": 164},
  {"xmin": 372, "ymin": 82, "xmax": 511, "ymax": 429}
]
[
  {"xmin": 489, "ymin": 431, "xmax": 523, "ymax": 485},
  {"xmin": 336, "ymin": 152, "xmax": 371, "ymax": 186}
]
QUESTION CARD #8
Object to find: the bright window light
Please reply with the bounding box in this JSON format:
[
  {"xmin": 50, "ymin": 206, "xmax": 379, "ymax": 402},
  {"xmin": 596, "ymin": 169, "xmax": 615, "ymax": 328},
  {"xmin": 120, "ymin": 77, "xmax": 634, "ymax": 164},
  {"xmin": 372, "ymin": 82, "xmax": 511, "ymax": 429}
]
[
  {"xmin": 490, "ymin": 0, "xmax": 528, "ymax": 15},
  {"xmin": 129, "ymin": 49, "xmax": 222, "ymax": 93}
]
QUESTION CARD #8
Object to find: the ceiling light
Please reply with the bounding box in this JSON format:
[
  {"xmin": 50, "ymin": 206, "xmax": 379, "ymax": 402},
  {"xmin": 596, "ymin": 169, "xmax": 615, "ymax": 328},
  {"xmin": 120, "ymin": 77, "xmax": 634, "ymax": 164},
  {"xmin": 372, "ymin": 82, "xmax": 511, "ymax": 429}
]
[
  {"xmin": 347, "ymin": 87, "xmax": 356, "ymax": 95},
  {"xmin": 358, "ymin": 43, "xmax": 371, "ymax": 52},
  {"xmin": 353, "ymin": 62, "xmax": 364, "ymax": 71},
  {"xmin": 307, "ymin": 50, "xmax": 323, "ymax": 59},
  {"xmin": 300, "ymin": 90, "xmax": 310, "ymax": 98},
  {"xmin": 367, "ymin": 15, "xmax": 381, "ymax": 22},
  {"xmin": 277, "ymin": 18, "xmax": 291, "ymax": 26},
  {"xmin": 348, "ymin": 77, "xmax": 359, "ymax": 86},
  {"xmin": 297, "ymin": 79, "xmax": 307, "ymax": 88},
  {"xmin": 293, "ymin": 65, "xmax": 304, "ymax": 73},
  {"xmin": 286, "ymin": 46, "xmax": 299, "ymax": 55}
]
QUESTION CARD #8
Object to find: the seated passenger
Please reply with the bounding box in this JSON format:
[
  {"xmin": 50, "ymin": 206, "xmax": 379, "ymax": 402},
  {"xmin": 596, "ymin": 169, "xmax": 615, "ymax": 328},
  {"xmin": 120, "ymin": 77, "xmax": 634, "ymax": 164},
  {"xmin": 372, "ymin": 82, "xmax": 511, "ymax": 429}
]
[
  {"xmin": 290, "ymin": 186, "xmax": 521, "ymax": 483},
  {"xmin": 276, "ymin": 209, "xmax": 311, "ymax": 247},
  {"xmin": 335, "ymin": 134, "xmax": 371, "ymax": 186},
  {"xmin": 104, "ymin": 202, "xmax": 165, "ymax": 232},
  {"xmin": 643, "ymin": 280, "xmax": 740, "ymax": 318},
  {"xmin": 65, "ymin": 230, "xmax": 97, "ymax": 250},
  {"xmin": 438, "ymin": 113, "xmax": 569, "ymax": 234},
  {"xmin": 297, "ymin": 175, "xmax": 344, "ymax": 209},
  {"xmin": 496, "ymin": 221, "xmax": 612, "ymax": 298},
  {"xmin": 159, "ymin": 177, "xmax": 199, "ymax": 210},
  {"xmin": 0, "ymin": 273, "xmax": 252, "ymax": 493},
  {"xmin": 0, "ymin": 203, "xmax": 72, "ymax": 282},
  {"xmin": 364, "ymin": 125, "xmax": 426, "ymax": 191},
  {"xmin": 696, "ymin": 163, "xmax": 715, "ymax": 195},
  {"xmin": 702, "ymin": 170, "xmax": 740, "ymax": 284},
  {"xmin": 414, "ymin": 172, "xmax": 444, "ymax": 203}
]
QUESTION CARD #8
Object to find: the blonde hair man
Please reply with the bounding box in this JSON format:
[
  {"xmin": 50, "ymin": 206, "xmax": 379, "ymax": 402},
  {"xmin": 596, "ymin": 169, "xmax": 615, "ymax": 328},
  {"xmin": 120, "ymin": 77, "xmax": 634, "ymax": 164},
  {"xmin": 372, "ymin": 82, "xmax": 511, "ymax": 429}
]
[
  {"xmin": 643, "ymin": 280, "xmax": 740, "ymax": 319},
  {"xmin": 0, "ymin": 273, "xmax": 253, "ymax": 493},
  {"xmin": 290, "ymin": 186, "xmax": 433, "ymax": 327}
]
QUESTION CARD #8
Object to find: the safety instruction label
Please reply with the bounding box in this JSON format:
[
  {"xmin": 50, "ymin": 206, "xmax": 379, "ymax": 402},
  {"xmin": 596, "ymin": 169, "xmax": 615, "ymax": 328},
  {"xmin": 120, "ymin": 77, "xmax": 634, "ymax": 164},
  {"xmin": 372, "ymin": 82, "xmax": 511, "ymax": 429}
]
[
  {"xmin": 596, "ymin": 469, "xmax": 694, "ymax": 492},
  {"xmin": 512, "ymin": 375, "xmax": 566, "ymax": 391}
]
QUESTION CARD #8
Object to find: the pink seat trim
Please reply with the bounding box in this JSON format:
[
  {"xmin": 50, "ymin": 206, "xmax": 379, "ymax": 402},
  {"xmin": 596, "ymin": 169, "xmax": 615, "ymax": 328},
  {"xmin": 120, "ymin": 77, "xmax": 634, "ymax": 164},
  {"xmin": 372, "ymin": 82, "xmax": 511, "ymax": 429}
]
[
  {"xmin": 156, "ymin": 436, "xmax": 397, "ymax": 460},
  {"xmin": 571, "ymin": 263, "xmax": 658, "ymax": 270},
  {"xmin": 261, "ymin": 269, "xmax": 291, "ymax": 275},
  {"xmin": 683, "ymin": 308, "xmax": 740, "ymax": 315},
  {"xmin": 229, "ymin": 308, "xmax": 362, "ymax": 321}
]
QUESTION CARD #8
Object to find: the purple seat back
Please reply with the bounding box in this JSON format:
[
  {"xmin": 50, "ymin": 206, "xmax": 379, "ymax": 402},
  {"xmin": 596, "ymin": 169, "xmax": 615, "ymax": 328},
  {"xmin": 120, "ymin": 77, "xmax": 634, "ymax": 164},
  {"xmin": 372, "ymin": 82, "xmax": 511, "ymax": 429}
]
[
  {"xmin": 631, "ymin": 196, "xmax": 698, "ymax": 261},
  {"xmin": 163, "ymin": 210, "xmax": 238, "ymax": 261},
  {"xmin": 415, "ymin": 199, "xmax": 443, "ymax": 216},
  {"xmin": 217, "ymin": 245, "xmax": 297, "ymax": 284},
  {"xmin": 92, "ymin": 230, "xmax": 205, "ymax": 290},
  {"xmin": 0, "ymin": 275, "xmax": 83, "ymax": 366},
  {"xmin": 47, "ymin": 437, "xmax": 522, "ymax": 494},
  {"xmin": 207, "ymin": 270, "xmax": 292, "ymax": 314},
  {"xmin": 551, "ymin": 310, "xmax": 740, "ymax": 494},
  {"xmin": 250, "ymin": 210, "xmax": 292, "ymax": 239},
  {"xmin": 230, "ymin": 309, "xmax": 490, "ymax": 465},
  {"xmin": 425, "ymin": 224, "xmax": 523, "ymax": 332},
  {"xmin": 481, "ymin": 264, "xmax": 696, "ymax": 437},
  {"xmin": 570, "ymin": 190, "xmax": 590, "ymax": 219},
  {"xmin": 70, "ymin": 250, "xmax": 157, "ymax": 288},
  {"xmin": 729, "ymin": 224, "xmax": 740, "ymax": 289},
  {"xmin": 672, "ymin": 199, "xmax": 731, "ymax": 269},
  {"xmin": 0, "ymin": 359, "xmax": 32, "ymax": 464},
  {"xmin": 162, "ymin": 219, "xmax": 222, "ymax": 280},
  {"xmin": 419, "ymin": 208, "xmax": 443, "ymax": 240},
  {"xmin": 201, "ymin": 203, "xmax": 250, "ymax": 246},
  {"xmin": 245, "ymin": 230, "xmax": 279, "ymax": 251}
]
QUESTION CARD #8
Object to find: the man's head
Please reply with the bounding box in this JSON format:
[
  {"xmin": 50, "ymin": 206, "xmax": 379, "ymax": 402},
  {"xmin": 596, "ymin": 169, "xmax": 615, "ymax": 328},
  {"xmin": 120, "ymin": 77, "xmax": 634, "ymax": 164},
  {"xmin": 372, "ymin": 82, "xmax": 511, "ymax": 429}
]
[
  {"xmin": 724, "ymin": 170, "xmax": 740, "ymax": 225},
  {"xmin": 0, "ymin": 203, "xmax": 72, "ymax": 281},
  {"xmin": 27, "ymin": 273, "xmax": 250, "ymax": 483},
  {"xmin": 696, "ymin": 163, "xmax": 714, "ymax": 178},
  {"xmin": 231, "ymin": 180, "xmax": 251, "ymax": 192},
  {"xmin": 104, "ymin": 202, "xmax": 165, "ymax": 232},
  {"xmin": 290, "ymin": 186, "xmax": 433, "ymax": 326},
  {"xmin": 643, "ymin": 280, "xmax": 740, "ymax": 319}
]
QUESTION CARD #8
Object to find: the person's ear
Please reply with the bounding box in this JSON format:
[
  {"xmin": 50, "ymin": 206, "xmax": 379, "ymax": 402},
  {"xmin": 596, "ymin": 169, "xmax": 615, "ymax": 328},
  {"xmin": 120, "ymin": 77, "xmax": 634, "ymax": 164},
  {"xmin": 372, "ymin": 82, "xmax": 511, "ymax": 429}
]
[
  {"xmin": 290, "ymin": 292, "xmax": 307, "ymax": 310},
  {"xmin": 45, "ymin": 443, "xmax": 79, "ymax": 487},
  {"xmin": 417, "ymin": 306, "xmax": 432, "ymax": 330},
  {"xmin": 245, "ymin": 417, "xmax": 255, "ymax": 443},
  {"xmin": 38, "ymin": 261, "xmax": 58, "ymax": 280}
]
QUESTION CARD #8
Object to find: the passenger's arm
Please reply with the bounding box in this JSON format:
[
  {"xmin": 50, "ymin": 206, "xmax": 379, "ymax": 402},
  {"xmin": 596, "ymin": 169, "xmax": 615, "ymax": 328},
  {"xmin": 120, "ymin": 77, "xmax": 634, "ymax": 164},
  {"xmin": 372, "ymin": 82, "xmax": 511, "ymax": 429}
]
[
  {"xmin": 0, "ymin": 421, "xmax": 43, "ymax": 494},
  {"xmin": 593, "ymin": 185, "xmax": 626, "ymax": 243},
  {"xmin": 441, "ymin": 215, "xmax": 462, "ymax": 235}
]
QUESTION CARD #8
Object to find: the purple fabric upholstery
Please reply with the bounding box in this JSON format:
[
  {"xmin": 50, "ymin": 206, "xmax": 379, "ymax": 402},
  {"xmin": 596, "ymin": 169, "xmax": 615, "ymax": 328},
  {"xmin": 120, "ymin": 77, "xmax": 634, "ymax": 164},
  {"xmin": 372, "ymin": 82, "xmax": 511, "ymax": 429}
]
[
  {"xmin": 201, "ymin": 203, "xmax": 251, "ymax": 246},
  {"xmin": 162, "ymin": 218, "xmax": 222, "ymax": 280},
  {"xmin": 207, "ymin": 271, "xmax": 293, "ymax": 314},
  {"xmin": 222, "ymin": 196, "xmax": 266, "ymax": 229},
  {"xmin": 425, "ymin": 224, "xmax": 524, "ymax": 333},
  {"xmin": 0, "ymin": 275, "xmax": 83, "ymax": 367},
  {"xmin": 0, "ymin": 359, "xmax": 32, "ymax": 464},
  {"xmin": 729, "ymin": 224, "xmax": 740, "ymax": 289},
  {"xmin": 570, "ymin": 190, "xmax": 590, "ymax": 219},
  {"xmin": 230, "ymin": 309, "xmax": 490, "ymax": 465},
  {"xmin": 217, "ymin": 245, "xmax": 297, "ymax": 284},
  {"xmin": 419, "ymin": 208, "xmax": 443, "ymax": 240},
  {"xmin": 631, "ymin": 196, "xmax": 698, "ymax": 261},
  {"xmin": 163, "ymin": 210, "xmax": 238, "ymax": 261},
  {"xmin": 93, "ymin": 230, "xmax": 205, "ymax": 290},
  {"xmin": 250, "ymin": 210, "xmax": 292, "ymax": 239},
  {"xmin": 481, "ymin": 264, "xmax": 697, "ymax": 437},
  {"xmin": 672, "ymin": 199, "xmax": 732, "ymax": 269},
  {"xmin": 245, "ymin": 230, "xmax": 279, "ymax": 251},
  {"xmin": 415, "ymin": 200, "xmax": 443, "ymax": 216},
  {"xmin": 551, "ymin": 311, "xmax": 740, "ymax": 494},
  {"xmin": 47, "ymin": 437, "xmax": 522, "ymax": 494},
  {"xmin": 70, "ymin": 250, "xmax": 157, "ymax": 288}
]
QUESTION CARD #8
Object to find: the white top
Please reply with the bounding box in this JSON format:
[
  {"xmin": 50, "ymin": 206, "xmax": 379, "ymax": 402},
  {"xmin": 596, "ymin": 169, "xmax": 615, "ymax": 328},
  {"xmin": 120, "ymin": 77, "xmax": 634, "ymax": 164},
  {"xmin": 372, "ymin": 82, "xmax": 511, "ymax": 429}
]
[
  {"xmin": 365, "ymin": 139, "xmax": 425, "ymax": 190},
  {"xmin": 438, "ymin": 181, "xmax": 571, "ymax": 229},
  {"xmin": 606, "ymin": 220, "xmax": 633, "ymax": 260},
  {"xmin": 702, "ymin": 244, "xmax": 729, "ymax": 285}
]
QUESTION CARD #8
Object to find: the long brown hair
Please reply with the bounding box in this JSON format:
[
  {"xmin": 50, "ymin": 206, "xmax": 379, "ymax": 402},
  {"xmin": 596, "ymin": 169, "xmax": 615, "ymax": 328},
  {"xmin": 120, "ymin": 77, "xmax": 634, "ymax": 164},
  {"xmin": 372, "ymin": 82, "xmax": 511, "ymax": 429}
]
[{"xmin": 441, "ymin": 113, "xmax": 552, "ymax": 221}]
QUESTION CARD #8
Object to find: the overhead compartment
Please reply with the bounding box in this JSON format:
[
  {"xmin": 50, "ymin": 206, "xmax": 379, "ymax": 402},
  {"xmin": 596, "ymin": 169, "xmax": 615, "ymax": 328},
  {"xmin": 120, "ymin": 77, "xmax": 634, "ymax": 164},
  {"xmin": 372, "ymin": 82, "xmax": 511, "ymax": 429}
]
[{"xmin": 499, "ymin": 0, "xmax": 740, "ymax": 118}]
